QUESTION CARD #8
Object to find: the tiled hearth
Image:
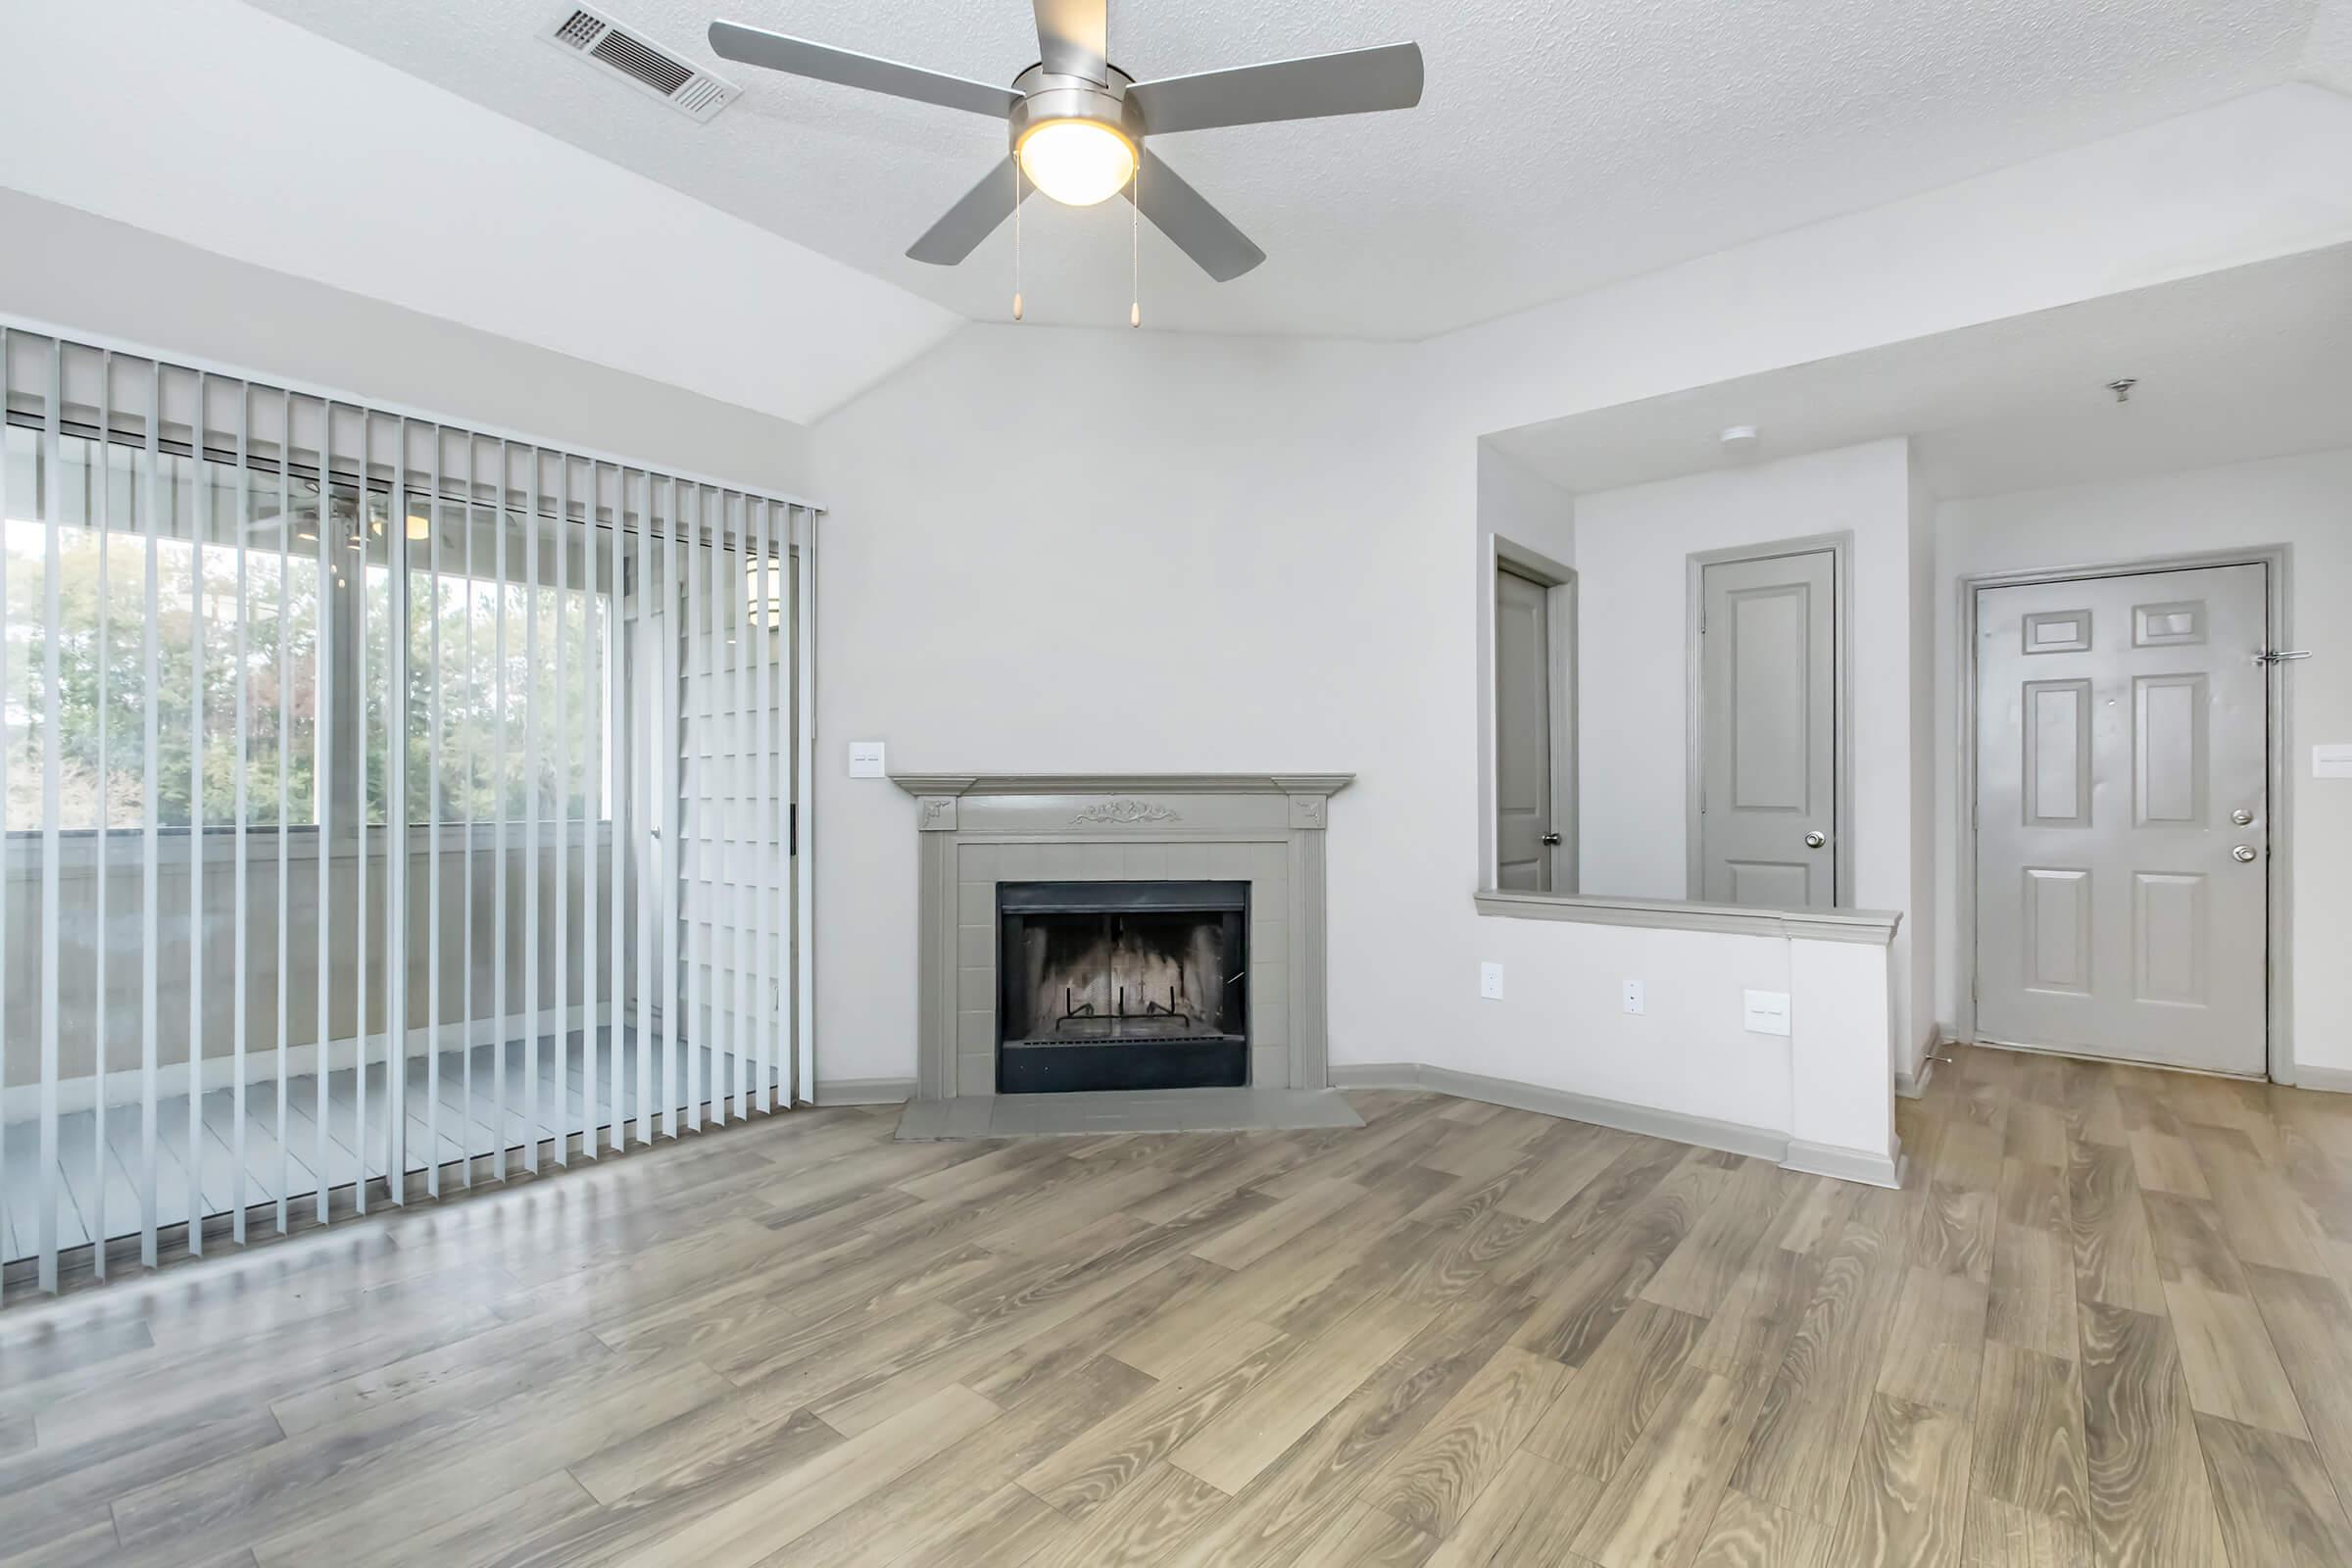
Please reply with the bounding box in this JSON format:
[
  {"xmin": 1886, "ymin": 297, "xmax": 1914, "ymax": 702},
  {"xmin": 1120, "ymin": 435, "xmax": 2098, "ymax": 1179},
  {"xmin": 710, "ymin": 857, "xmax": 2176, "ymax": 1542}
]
[{"xmin": 888, "ymin": 773, "xmax": 1361, "ymax": 1141}]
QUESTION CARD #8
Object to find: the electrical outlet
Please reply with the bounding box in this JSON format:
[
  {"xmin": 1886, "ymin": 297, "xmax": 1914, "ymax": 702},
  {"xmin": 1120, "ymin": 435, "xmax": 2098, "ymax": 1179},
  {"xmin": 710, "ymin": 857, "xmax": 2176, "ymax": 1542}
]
[
  {"xmin": 1623, "ymin": 979, "xmax": 1643, "ymax": 1014},
  {"xmin": 1743, "ymin": 990, "xmax": 1791, "ymax": 1036},
  {"xmin": 1480, "ymin": 961, "xmax": 1505, "ymax": 1001}
]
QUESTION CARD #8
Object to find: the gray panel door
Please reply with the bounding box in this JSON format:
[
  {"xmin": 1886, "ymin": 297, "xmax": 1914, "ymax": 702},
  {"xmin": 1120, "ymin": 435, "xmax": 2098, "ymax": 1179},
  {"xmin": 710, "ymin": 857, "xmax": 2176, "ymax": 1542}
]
[
  {"xmin": 1975, "ymin": 564, "xmax": 2267, "ymax": 1073},
  {"xmin": 1495, "ymin": 565, "xmax": 1554, "ymax": 892},
  {"xmin": 1698, "ymin": 551, "xmax": 1837, "ymax": 908}
]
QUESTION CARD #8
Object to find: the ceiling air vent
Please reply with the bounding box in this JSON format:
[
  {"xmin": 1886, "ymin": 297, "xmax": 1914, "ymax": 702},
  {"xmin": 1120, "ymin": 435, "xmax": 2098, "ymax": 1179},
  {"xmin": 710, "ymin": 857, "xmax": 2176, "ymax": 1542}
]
[{"xmin": 542, "ymin": 6, "xmax": 738, "ymax": 123}]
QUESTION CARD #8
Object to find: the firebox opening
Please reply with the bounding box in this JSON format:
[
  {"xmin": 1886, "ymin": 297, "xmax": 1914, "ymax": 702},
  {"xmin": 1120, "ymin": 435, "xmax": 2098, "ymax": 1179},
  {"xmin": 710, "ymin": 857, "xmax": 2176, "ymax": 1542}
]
[{"xmin": 998, "ymin": 881, "xmax": 1249, "ymax": 1094}]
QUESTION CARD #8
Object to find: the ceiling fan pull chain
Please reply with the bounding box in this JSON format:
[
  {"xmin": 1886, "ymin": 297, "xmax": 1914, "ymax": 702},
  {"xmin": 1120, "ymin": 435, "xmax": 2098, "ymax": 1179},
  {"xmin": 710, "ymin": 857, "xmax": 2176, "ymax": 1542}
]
[
  {"xmin": 1130, "ymin": 160, "xmax": 1141, "ymax": 328},
  {"xmin": 1012, "ymin": 157, "xmax": 1024, "ymax": 321}
]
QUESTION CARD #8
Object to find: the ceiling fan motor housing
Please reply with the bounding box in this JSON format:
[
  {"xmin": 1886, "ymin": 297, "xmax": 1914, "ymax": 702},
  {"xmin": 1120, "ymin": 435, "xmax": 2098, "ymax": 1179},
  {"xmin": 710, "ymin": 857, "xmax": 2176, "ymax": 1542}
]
[{"xmin": 1008, "ymin": 63, "xmax": 1146, "ymax": 160}]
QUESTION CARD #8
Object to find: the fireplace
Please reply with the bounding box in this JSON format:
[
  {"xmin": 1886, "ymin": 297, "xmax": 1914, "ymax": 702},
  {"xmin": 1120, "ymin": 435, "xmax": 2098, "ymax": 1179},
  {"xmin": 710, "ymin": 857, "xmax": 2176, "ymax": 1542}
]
[{"xmin": 997, "ymin": 880, "xmax": 1250, "ymax": 1093}]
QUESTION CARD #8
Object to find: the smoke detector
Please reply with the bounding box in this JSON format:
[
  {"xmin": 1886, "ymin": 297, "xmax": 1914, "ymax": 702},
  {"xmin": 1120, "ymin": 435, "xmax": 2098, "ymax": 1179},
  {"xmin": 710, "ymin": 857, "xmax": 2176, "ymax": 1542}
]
[
  {"xmin": 1720, "ymin": 424, "xmax": 1761, "ymax": 454},
  {"xmin": 543, "ymin": 7, "xmax": 738, "ymax": 123}
]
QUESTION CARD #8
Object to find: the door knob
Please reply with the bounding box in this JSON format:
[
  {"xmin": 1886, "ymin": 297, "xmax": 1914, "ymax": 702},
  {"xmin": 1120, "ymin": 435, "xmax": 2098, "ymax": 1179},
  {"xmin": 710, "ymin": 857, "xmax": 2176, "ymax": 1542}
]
[
  {"xmin": 1541, "ymin": 832, "xmax": 1561, "ymax": 846},
  {"xmin": 1804, "ymin": 831, "xmax": 1827, "ymax": 849},
  {"xmin": 2231, "ymin": 845, "xmax": 2259, "ymax": 862}
]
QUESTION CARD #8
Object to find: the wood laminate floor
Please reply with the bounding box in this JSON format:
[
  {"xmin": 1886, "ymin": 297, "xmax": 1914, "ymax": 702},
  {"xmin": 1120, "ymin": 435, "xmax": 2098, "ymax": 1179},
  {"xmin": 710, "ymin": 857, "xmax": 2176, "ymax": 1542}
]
[{"xmin": 5, "ymin": 1043, "xmax": 2352, "ymax": 1566}]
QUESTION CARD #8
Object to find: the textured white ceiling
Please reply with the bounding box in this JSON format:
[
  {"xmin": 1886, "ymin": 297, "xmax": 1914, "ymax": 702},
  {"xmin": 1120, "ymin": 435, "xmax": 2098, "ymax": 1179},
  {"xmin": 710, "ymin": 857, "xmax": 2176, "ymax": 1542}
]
[
  {"xmin": 1488, "ymin": 243, "xmax": 2352, "ymax": 501},
  {"xmin": 246, "ymin": 0, "xmax": 2332, "ymax": 339}
]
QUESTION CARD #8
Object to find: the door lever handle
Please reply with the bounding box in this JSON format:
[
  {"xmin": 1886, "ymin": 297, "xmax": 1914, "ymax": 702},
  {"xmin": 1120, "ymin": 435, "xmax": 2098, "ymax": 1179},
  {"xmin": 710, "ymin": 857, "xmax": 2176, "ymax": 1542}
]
[{"xmin": 2254, "ymin": 650, "xmax": 2313, "ymax": 667}]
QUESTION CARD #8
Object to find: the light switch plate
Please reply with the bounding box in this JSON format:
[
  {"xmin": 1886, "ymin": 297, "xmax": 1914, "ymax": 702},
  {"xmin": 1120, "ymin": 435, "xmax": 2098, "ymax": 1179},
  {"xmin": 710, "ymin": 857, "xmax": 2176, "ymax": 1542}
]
[
  {"xmin": 1480, "ymin": 962, "xmax": 1505, "ymax": 1001},
  {"xmin": 2316, "ymin": 744, "xmax": 2352, "ymax": 780},
  {"xmin": 1742, "ymin": 989, "xmax": 1791, "ymax": 1036},
  {"xmin": 848, "ymin": 740, "xmax": 886, "ymax": 779}
]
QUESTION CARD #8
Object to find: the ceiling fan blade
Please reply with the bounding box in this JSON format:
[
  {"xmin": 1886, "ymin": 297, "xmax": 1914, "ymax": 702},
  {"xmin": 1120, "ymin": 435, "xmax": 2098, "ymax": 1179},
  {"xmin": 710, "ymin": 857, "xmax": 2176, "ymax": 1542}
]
[
  {"xmin": 1128, "ymin": 151, "xmax": 1264, "ymax": 282},
  {"xmin": 906, "ymin": 157, "xmax": 1032, "ymax": 267},
  {"xmin": 1032, "ymin": 0, "xmax": 1108, "ymax": 82},
  {"xmin": 709, "ymin": 20, "xmax": 1020, "ymax": 118},
  {"xmin": 1126, "ymin": 42, "xmax": 1423, "ymax": 135}
]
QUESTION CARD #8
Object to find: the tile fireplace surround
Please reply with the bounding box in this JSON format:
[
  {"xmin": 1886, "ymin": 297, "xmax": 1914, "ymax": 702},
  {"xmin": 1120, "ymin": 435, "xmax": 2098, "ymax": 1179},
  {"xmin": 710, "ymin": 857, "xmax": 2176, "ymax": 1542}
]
[{"xmin": 889, "ymin": 773, "xmax": 1361, "ymax": 1141}]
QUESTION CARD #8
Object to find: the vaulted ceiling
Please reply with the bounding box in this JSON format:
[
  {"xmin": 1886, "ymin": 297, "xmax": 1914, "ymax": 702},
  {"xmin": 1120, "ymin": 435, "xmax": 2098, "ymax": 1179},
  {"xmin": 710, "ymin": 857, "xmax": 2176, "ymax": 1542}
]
[{"xmin": 251, "ymin": 0, "xmax": 2348, "ymax": 337}]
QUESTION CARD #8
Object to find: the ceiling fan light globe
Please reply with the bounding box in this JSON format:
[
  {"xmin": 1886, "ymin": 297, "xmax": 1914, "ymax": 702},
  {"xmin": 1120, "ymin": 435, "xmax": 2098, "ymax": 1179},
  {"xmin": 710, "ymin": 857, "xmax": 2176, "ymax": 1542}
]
[{"xmin": 1016, "ymin": 119, "xmax": 1136, "ymax": 206}]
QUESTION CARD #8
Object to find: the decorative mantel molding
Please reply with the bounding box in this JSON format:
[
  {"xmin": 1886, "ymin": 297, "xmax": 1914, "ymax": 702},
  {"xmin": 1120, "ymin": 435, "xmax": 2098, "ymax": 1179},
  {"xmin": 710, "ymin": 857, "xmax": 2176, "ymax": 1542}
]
[
  {"xmin": 1070, "ymin": 798, "xmax": 1181, "ymax": 826},
  {"xmin": 889, "ymin": 771, "xmax": 1353, "ymax": 1104}
]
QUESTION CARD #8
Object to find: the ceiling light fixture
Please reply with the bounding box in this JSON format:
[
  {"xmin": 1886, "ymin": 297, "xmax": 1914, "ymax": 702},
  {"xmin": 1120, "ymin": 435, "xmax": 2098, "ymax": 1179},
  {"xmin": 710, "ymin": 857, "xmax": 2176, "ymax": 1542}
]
[
  {"xmin": 708, "ymin": 8, "xmax": 1425, "ymax": 282},
  {"xmin": 1015, "ymin": 118, "xmax": 1136, "ymax": 207}
]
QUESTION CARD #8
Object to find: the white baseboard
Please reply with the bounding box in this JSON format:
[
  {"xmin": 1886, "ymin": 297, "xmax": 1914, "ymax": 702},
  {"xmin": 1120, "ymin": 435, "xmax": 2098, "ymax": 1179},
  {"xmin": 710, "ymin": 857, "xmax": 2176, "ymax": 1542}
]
[
  {"xmin": 2290, "ymin": 1063, "xmax": 2352, "ymax": 1094},
  {"xmin": 1783, "ymin": 1139, "xmax": 1905, "ymax": 1190},
  {"xmin": 811, "ymin": 1076, "xmax": 916, "ymax": 1106},
  {"xmin": 1332, "ymin": 1062, "xmax": 1774, "ymax": 1162},
  {"xmin": 3, "ymin": 1005, "xmax": 589, "ymax": 1120},
  {"xmin": 1894, "ymin": 1054, "xmax": 1936, "ymax": 1100},
  {"xmin": 1332, "ymin": 1060, "xmax": 1900, "ymax": 1188}
]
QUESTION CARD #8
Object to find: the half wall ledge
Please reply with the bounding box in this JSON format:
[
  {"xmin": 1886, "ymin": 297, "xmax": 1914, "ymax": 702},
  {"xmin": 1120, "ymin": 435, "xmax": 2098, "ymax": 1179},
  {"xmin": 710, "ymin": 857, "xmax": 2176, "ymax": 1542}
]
[{"xmin": 1473, "ymin": 889, "xmax": 1902, "ymax": 944}]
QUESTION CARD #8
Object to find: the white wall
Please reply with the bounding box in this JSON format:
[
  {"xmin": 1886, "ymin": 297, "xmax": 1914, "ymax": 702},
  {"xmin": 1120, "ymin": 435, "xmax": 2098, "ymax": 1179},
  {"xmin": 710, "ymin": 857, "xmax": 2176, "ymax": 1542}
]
[
  {"xmin": 0, "ymin": 188, "xmax": 817, "ymax": 500},
  {"xmin": 1934, "ymin": 449, "xmax": 2352, "ymax": 1074},
  {"xmin": 0, "ymin": 0, "xmax": 959, "ymax": 426},
  {"xmin": 1425, "ymin": 85, "xmax": 2352, "ymax": 448},
  {"xmin": 1569, "ymin": 442, "xmax": 1912, "ymax": 895},
  {"xmin": 810, "ymin": 325, "xmax": 1460, "ymax": 1085},
  {"xmin": 1477, "ymin": 445, "xmax": 1577, "ymax": 565},
  {"xmin": 810, "ymin": 325, "xmax": 1898, "ymax": 1169}
]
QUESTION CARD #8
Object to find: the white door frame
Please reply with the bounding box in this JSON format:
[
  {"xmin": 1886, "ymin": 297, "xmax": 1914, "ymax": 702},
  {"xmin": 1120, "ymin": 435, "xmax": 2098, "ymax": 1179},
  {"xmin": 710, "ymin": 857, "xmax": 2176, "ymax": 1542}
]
[
  {"xmin": 1685, "ymin": 531, "xmax": 1855, "ymax": 907},
  {"xmin": 1956, "ymin": 545, "xmax": 2294, "ymax": 1083}
]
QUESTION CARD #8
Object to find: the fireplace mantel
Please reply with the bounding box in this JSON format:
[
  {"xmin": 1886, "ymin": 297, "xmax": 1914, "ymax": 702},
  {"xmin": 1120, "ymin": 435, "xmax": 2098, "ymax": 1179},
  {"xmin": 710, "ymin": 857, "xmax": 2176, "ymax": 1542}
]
[{"xmin": 890, "ymin": 772, "xmax": 1353, "ymax": 1132}]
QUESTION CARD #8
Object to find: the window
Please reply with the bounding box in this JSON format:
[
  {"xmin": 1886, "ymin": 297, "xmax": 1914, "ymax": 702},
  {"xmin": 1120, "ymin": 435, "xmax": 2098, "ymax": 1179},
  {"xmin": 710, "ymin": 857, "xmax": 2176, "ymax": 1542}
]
[
  {"xmin": 1, "ymin": 322, "xmax": 816, "ymax": 1289},
  {"xmin": 1, "ymin": 428, "xmax": 614, "ymax": 835}
]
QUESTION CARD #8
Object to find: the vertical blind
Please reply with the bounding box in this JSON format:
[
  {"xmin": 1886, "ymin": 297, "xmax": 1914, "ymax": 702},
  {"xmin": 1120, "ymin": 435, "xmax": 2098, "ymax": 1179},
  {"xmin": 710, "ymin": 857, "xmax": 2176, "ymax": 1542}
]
[{"xmin": 0, "ymin": 321, "xmax": 818, "ymax": 1298}]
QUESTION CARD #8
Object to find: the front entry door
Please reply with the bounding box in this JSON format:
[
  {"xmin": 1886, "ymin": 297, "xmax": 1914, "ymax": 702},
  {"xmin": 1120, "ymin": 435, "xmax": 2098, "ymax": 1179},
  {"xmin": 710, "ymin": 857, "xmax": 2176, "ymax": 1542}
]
[
  {"xmin": 1975, "ymin": 564, "xmax": 2268, "ymax": 1073},
  {"xmin": 1697, "ymin": 550, "xmax": 1838, "ymax": 908}
]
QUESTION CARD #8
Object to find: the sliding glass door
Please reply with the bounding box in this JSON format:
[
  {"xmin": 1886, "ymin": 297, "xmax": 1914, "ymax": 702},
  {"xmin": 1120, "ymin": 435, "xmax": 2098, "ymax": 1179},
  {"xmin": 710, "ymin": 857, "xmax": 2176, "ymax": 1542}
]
[{"xmin": 0, "ymin": 323, "xmax": 817, "ymax": 1294}]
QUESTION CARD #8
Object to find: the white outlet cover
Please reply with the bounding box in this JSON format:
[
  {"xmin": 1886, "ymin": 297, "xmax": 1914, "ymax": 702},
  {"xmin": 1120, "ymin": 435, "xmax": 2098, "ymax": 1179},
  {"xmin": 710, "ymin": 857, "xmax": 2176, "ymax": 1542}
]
[
  {"xmin": 1742, "ymin": 989, "xmax": 1791, "ymax": 1036},
  {"xmin": 1622, "ymin": 979, "xmax": 1644, "ymax": 1014},
  {"xmin": 848, "ymin": 740, "xmax": 887, "ymax": 778},
  {"xmin": 2315, "ymin": 743, "xmax": 2352, "ymax": 779},
  {"xmin": 1480, "ymin": 961, "xmax": 1505, "ymax": 1001}
]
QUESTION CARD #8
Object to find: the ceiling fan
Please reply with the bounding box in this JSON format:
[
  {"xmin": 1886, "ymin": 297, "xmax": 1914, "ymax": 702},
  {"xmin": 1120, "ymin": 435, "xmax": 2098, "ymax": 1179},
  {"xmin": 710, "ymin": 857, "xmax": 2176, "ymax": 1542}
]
[{"xmin": 708, "ymin": 3, "xmax": 1425, "ymax": 282}]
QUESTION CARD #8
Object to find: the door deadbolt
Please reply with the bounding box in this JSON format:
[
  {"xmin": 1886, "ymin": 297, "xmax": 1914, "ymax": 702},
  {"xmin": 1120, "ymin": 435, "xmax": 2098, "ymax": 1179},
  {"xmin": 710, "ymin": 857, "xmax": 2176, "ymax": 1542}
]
[
  {"xmin": 2232, "ymin": 845, "xmax": 2259, "ymax": 862},
  {"xmin": 1804, "ymin": 830, "xmax": 1827, "ymax": 849},
  {"xmin": 2230, "ymin": 808, "xmax": 2254, "ymax": 826},
  {"xmin": 1541, "ymin": 832, "xmax": 1561, "ymax": 846}
]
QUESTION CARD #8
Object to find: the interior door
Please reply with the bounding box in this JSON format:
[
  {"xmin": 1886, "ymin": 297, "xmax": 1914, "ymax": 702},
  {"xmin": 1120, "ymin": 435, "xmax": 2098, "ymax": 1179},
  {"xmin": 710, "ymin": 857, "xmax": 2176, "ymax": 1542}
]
[
  {"xmin": 1975, "ymin": 564, "xmax": 2268, "ymax": 1073},
  {"xmin": 1494, "ymin": 564, "xmax": 1555, "ymax": 892},
  {"xmin": 1697, "ymin": 550, "xmax": 1838, "ymax": 907}
]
